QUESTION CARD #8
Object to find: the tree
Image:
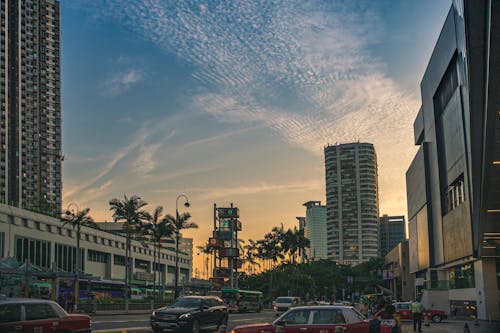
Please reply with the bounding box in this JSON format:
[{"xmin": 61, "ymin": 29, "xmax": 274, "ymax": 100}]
[
  {"xmin": 144, "ymin": 206, "xmax": 174, "ymax": 301},
  {"xmin": 61, "ymin": 207, "xmax": 96, "ymax": 311},
  {"xmin": 165, "ymin": 212, "xmax": 198, "ymax": 298},
  {"xmin": 109, "ymin": 195, "xmax": 149, "ymax": 309}
]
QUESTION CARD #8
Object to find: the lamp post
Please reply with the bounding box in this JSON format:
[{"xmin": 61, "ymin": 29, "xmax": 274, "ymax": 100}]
[
  {"xmin": 67, "ymin": 202, "xmax": 79, "ymax": 312},
  {"xmin": 174, "ymin": 194, "xmax": 190, "ymax": 299}
]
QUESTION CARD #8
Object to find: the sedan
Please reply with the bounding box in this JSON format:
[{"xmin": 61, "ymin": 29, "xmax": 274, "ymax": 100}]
[
  {"xmin": 0, "ymin": 297, "xmax": 91, "ymax": 333},
  {"xmin": 231, "ymin": 305, "xmax": 370, "ymax": 333}
]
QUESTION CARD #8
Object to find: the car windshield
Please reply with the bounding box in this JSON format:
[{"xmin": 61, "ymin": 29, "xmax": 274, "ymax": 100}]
[
  {"xmin": 172, "ymin": 298, "xmax": 202, "ymax": 308},
  {"xmin": 276, "ymin": 298, "xmax": 293, "ymax": 303}
]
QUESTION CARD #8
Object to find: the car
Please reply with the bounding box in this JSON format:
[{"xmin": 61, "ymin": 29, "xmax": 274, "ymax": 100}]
[
  {"xmin": 231, "ymin": 305, "xmax": 370, "ymax": 333},
  {"xmin": 0, "ymin": 297, "xmax": 91, "ymax": 333},
  {"xmin": 150, "ymin": 295, "xmax": 228, "ymax": 333},
  {"xmin": 273, "ymin": 296, "xmax": 301, "ymax": 312},
  {"xmin": 393, "ymin": 302, "xmax": 447, "ymax": 323}
]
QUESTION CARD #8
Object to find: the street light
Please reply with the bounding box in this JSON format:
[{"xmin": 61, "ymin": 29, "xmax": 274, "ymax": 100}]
[
  {"xmin": 174, "ymin": 194, "xmax": 190, "ymax": 299},
  {"xmin": 66, "ymin": 202, "xmax": 79, "ymax": 312}
]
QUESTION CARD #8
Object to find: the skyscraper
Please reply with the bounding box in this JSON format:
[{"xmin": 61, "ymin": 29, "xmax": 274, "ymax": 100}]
[
  {"xmin": 303, "ymin": 201, "xmax": 327, "ymax": 260},
  {"xmin": 0, "ymin": 0, "xmax": 62, "ymax": 213},
  {"xmin": 325, "ymin": 142, "xmax": 379, "ymax": 265},
  {"xmin": 379, "ymin": 214, "xmax": 406, "ymax": 257}
]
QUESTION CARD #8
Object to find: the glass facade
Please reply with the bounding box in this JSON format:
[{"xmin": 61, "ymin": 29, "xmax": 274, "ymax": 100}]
[
  {"xmin": 449, "ymin": 263, "xmax": 475, "ymax": 289},
  {"xmin": 15, "ymin": 236, "xmax": 51, "ymax": 269}
]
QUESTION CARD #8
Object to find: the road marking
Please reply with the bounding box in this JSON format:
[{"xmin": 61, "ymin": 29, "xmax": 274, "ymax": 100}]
[
  {"xmin": 92, "ymin": 327, "xmax": 150, "ymax": 333},
  {"xmin": 92, "ymin": 319, "xmax": 149, "ymax": 324}
]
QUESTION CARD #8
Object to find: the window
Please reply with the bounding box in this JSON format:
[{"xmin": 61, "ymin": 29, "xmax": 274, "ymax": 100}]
[
  {"xmin": 46, "ymin": 224, "xmax": 52, "ymax": 232},
  {"xmin": 25, "ymin": 303, "xmax": 59, "ymax": 320},
  {"xmin": 88, "ymin": 250, "xmax": 108, "ymax": 263},
  {"xmin": 281, "ymin": 309, "xmax": 311, "ymax": 325},
  {"xmin": 0, "ymin": 304, "xmax": 22, "ymax": 323},
  {"xmin": 312, "ymin": 309, "xmax": 346, "ymax": 324},
  {"xmin": 34, "ymin": 222, "xmax": 41, "ymax": 230},
  {"xmin": 57, "ymin": 227, "xmax": 62, "ymax": 235},
  {"xmin": 22, "ymin": 218, "xmax": 28, "ymax": 227},
  {"xmin": 114, "ymin": 254, "xmax": 126, "ymax": 266}
]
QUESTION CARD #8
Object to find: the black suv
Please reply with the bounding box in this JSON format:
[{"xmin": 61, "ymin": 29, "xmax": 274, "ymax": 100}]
[{"xmin": 150, "ymin": 296, "xmax": 228, "ymax": 333}]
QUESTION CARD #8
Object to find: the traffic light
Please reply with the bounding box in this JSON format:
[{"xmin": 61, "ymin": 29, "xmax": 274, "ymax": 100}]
[{"xmin": 217, "ymin": 207, "xmax": 239, "ymax": 218}]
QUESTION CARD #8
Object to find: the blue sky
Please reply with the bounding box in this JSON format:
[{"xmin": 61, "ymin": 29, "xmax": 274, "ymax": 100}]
[{"xmin": 61, "ymin": 0, "xmax": 451, "ymax": 268}]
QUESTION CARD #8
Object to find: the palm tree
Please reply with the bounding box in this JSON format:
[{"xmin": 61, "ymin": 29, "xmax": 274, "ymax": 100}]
[
  {"xmin": 109, "ymin": 195, "xmax": 149, "ymax": 310},
  {"xmin": 243, "ymin": 239, "xmax": 260, "ymax": 275},
  {"xmin": 144, "ymin": 206, "xmax": 174, "ymax": 302},
  {"xmin": 165, "ymin": 212, "xmax": 198, "ymax": 298},
  {"xmin": 196, "ymin": 242, "xmax": 212, "ymax": 279},
  {"xmin": 61, "ymin": 207, "xmax": 96, "ymax": 311}
]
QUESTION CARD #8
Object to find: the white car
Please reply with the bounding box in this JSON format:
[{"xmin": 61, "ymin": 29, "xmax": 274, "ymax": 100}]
[{"xmin": 273, "ymin": 296, "xmax": 301, "ymax": 312}]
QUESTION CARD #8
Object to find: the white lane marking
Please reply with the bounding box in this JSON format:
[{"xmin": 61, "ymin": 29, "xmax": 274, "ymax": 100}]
[
  {"xmin": 92, "ymin": 319, "xmax": 149, "ymax": 324},
  {"xmin": 92, "ymin": 327, "xmax": 150, "ymax": 333}
]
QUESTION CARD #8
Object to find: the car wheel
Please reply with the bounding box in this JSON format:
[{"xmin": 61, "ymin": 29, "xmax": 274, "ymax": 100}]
[
  {"xmin": 191, "ymin": 319, "xmax": 201, "ymax": 333},
  {"xmin": 432, "ymin": 314, "xmax": 442, "ymax": 323}
]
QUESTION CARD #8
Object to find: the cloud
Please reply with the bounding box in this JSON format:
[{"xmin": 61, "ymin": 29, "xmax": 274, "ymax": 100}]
[
  {"xmin": 133, "ymin": 143, "xmax": 161, "ymax": 176},
  {"xmin": 73, "ymin": 1, "xmax": 421, "ymax": 215},
  {"xmin": 100, "ymin": 68, "xmax": 146, "ymax": 97}
]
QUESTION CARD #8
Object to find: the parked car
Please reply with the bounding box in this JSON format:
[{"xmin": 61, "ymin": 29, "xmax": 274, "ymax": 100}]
[
  {"xmin": 0, "ymin": 297, "xmax": 91, "ymax": 333},
  {"xmin": 273, "ymin": 296, "xmax": 301, "ymax": 312},
  {"xmin": 150, "ymin": 295, "xmax": 228, "ymax": 333},
  {"xmin": 231, "ymin": 305, "xmax": 370, "ymax": 333},
  {"xmin": 393, "ymin": 302, "xmax": 447, "ymax": 323}
]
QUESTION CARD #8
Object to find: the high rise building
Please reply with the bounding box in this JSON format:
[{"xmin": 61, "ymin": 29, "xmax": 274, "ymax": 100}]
[
  {"xmin": 406, "ymin": 0, "xmax": 500, "ymax": 319},
  {"xmin": 379, "ymin": 215, "xmax": 406, "ymax": 257},
  {"xmin": 0, "ymin": 0, "xmax": 62, "ymax": 213},
  {"xmin": 325, "ymin": 142, "xmax": 379, "ymax": 265},
  {"xmin": 303, "ymin": 201, "xmax": 327, "ymax": 260}
]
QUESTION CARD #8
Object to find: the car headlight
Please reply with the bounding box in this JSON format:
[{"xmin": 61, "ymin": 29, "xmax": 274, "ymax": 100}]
[
  {"xmin": 179, "ymin": 313, "xmax": 191, "ymax": 319},
  {"xmin": 152, "ymin": 311, "xmax": 156, "ymax": 317}
]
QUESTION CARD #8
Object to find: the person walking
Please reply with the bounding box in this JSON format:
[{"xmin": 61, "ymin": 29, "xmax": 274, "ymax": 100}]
[{"xmin": 411, "ymin": 299, "xmax": 424, "ymax": 332}]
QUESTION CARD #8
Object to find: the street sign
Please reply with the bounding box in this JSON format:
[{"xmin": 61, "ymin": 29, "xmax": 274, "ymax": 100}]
[{"xmin": 218, "ymin": 207, "xmax": 239, "ymax": 218}]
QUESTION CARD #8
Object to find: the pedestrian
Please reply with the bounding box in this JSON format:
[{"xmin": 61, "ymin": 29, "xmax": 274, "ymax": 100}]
[
  {"xmin": 452, "ymin": 305, "xmax": 457, "ymax": 318},
  {"xmin": 411, "ymin": 299, "xmax": 424, "ymax": 332},
  {"xmin": 67, "ymin": 292, "xmax": 74, "ymax": 313}
]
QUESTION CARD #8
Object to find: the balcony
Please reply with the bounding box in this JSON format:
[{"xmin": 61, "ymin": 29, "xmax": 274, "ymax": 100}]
[{"xmin": 423, "ymin": 280, "xmax": 449, "ymax": 290}]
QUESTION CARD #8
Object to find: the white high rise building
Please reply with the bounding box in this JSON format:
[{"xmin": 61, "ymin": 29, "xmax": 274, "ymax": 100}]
[{"xmin": 324, "ymin": 142, "xmax": 379, "ymax": 265}]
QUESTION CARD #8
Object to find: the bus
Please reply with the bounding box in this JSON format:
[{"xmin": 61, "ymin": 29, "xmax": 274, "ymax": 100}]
[
  {"xmin": 221, "ymin": 288, "xmax": 263, "ymax": 313},
  {"xmin": 59, "ymin": 278, "xmax": 125, "ymax": 300}
]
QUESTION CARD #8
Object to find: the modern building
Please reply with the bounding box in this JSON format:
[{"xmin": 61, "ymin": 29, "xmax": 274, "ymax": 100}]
[
  {"xmin": 302, "ymin": 201, "xmax": 327, "ymax": 260},
  {"xmin": 385, "ymin": 240, "xmax": 414, "ymax": 302},
  {"xmin": 379, "ymin": 215, "xmax": 406, "ymax": 257},
  {"xmin": 0, "ymin": 0, "xmax": 62, "ymax": 214},
  {"xmin": 324, "ymin": 143, "xmax": 379, "ymax": 265},
  {"xmin": 406, "ymin": 0, "xmax": 500, "ymax": 320},
  {"xmin": 0, "ymin": 203, "xmax": 193, "ymax": 288}
]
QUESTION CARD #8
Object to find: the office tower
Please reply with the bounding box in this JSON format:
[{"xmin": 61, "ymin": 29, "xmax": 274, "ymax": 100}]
[
  {"xmin": 379, "ymin": 215, "xmax": 406, "ymax": 257},
  {"xmin": 406, "ymin": 0, "xmax": 500, "ymax": 319},
  {"xmin": 325, "ymin": 142, "xmax": 379, "ymax": 265},
  {"xmin": 0, "ymin": 0, "xmax": 62, "ymax": 213},
  {"xmin": 303, "ymin": 201, "xmax": 327, "ymax": 260}
]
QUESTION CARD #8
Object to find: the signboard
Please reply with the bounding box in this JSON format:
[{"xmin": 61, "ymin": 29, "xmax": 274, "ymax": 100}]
[
  {"xmin": 218, "ymin": 207, "xmax": 239, "ymax": 218},
  {"xmin": 219, "ymin": 248, "xmax": 239, "ymax": 257}
]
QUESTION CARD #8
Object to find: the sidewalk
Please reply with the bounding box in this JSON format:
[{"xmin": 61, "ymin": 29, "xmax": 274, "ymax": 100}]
[{"xmin": 400, "ymin": 319, "xmax": 500, "ymax": 333}]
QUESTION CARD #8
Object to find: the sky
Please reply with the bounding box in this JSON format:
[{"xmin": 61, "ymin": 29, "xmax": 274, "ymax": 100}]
[{"xmin": 60, "ymin": 0, "xmax": 452, "ymax": 275}]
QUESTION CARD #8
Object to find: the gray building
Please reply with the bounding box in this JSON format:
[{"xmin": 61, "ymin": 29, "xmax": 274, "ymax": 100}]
[
  {"xmin": 379, "ymin": 215, "xmax": 406, "ymax": 257},
  {"xmin": 325, "ymin": 143, "xmax": 379, "ymax": 265},
  {"xmin": 0, "ymin": 0, "xmax": 62, "ymax": 214},
  {"xmin": 303, "ymin": 201, "xmax": 327, "ymax": 260},
  {"xmin": 406, "ymin": 0, "xmax": 500, "ymax": 320}
]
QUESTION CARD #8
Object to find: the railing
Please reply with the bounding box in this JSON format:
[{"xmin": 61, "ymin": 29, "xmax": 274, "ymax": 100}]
[
  {"xmin": 77, "ymin": 301, "xmax": 168, "ymax": 313},
  {"xmin": 424, "ymin": 280, "xmax": 449, "ymax": 290}
]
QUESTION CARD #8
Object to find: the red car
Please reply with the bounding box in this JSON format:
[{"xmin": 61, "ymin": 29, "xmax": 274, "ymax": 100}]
[
  {"xmin": 231, "ymin": 305, "xmax": 370, "ymax": 333},
  {"xmin": 393, "ymin": 302, "xmax": 447, "ymax": 323},
  {"xmin": 0, "ymin": 297, "xmax": 91, "ymax": 333}
]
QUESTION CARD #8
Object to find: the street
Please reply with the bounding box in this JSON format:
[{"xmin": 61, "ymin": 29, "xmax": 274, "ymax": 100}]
[
  {"xmin": 91, "ymin": 310, "xmax": 278, "ymax": 333},
  {"xmin": 90, "ymin": 311, "xmax": 500, "ymax": 333}
]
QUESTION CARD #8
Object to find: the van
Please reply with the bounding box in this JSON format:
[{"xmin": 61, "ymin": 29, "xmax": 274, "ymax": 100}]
[{"xmin": 273, "ymin": 296, "xmax": 301, "ymax": 312}]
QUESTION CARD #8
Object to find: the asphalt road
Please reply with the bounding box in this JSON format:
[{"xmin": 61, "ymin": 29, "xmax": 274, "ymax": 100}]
[
  {"xmin": 91, "ymin": 312, "xmax": 500, "ymax": 333},
  {"xmin": 91, "ymin": 310, "xmax": 278, "ymax": 333}
]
